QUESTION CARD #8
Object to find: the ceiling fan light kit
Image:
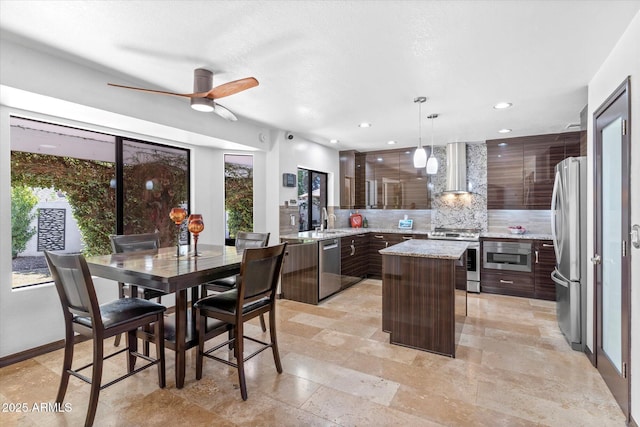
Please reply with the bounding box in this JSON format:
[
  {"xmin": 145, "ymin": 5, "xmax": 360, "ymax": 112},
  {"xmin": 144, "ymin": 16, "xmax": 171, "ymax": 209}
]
[
  {"xmin": 413, "ymin": 96, "xmax": 427, "ymax": 168},
  {"xmin": 108, "ymin": 68, "xmax": 258, "ymax": 121},
  {"xmin": 426, "ymin": 113, "xmax": 439, "ymax": 175}
]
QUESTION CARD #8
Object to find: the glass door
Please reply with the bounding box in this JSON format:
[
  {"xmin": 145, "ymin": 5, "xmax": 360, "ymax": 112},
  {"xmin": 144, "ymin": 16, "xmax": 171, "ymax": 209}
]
[{"xmin": 593, "ymin": 78, "xmax": 630, "ymax": 420}]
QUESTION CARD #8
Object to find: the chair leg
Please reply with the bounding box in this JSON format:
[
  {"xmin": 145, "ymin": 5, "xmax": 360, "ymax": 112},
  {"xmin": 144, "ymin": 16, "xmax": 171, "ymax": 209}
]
[
  {"xmin": 85, "ymin": 337, "xmax": 104, "ymax": 427},
  {"xmin": 269, "ymin": 308, "xmax": 283, "ymax": 373},
  {"xmin": 113, "ymin": 333, "xmax": 122, "ymax": 347},
  {"xmin": 56, "ymin": 325, "xmax": 75, "ymax": 404},
  {"xmin": 235, "ymin": 321, "xmax": 248, "ymax": 400},
  {"xmin": 127, "ymin": 330, "xmax": 138, "ymax": 372},
  {"xmin": 259, "ymin": 314, "xmax": 267, "ymax": 332},
  {"xmin": 195, "ymin": 308, "xmax": 204, "ymax": 381},
  {"xmin": 155, "ymin": 315, "xmax": 166, "ymax": 388}
]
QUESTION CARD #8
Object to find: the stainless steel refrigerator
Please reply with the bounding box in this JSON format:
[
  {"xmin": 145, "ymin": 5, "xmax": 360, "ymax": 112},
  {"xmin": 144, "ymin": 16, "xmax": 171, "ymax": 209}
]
[{"xmin": 551, "ymin": 156, "xmax": 587, "ymax": 351}]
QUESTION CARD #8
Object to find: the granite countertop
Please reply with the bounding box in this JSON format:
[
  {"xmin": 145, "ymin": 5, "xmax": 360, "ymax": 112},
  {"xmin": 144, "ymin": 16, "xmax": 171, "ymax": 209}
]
[
  {"xmin": 481, "ymin": 232, "xmax": 554, "ymax": 240},
  {"xmin": 280, "ymin": 228, "xmax": 429, "ymax": 242},
  {"xmin": 378, "ymin": 239, "xmax": 469, "ymax": 260}
]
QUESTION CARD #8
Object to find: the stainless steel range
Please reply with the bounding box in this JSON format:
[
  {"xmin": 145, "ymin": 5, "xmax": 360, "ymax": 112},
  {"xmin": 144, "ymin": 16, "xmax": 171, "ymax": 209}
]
[{"xmin": 428, "ymin": 228, "xmax": 480, "ymax": 292}]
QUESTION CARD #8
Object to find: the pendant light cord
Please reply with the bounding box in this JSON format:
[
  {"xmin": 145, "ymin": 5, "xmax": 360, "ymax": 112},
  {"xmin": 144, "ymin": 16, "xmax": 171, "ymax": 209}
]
[{"xmin": 418, "ymin": 100, "xmax": 422, "ymax": 149}]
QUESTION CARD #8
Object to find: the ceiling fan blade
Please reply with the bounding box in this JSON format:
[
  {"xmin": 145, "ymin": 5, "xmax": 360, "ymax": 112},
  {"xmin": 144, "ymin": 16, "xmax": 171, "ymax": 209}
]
[
  {"xmin": 107, "ymin": 83, "xmax": 209, "ymax": 98},
  {"xmin": 208, "ymin": 77, "xmax": 259, "ymax": 99},
  {"xmin": 213, "ymin": 103, "xmax": 238, "ymax": 121}
]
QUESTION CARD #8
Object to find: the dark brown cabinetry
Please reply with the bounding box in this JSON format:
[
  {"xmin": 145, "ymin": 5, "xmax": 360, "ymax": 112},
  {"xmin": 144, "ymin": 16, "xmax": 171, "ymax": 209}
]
[
  {"xmin": 534, "ymin": 240, "xmax": 556, "ymax": 300},
  {"xmin": 339, "ymin": 149, "xmax": 431, "ymax": 210},
  {"xmin": 487, "ymin": 132, "xmax": 581, "ymax": 210},
  {"xmin": 480, "ymin": 238, "xmax": 557, "ymax": 300},
  {"xmin": 280, "ymin": 241, "xmax": 319, "ymax": 305},
  {"xmin": 368, "ymin": 233, "xmax": 424, "ymax": 279},
  {"xmin": 340, "ymin": 233, "xmax": 369, "ymax": 288}
]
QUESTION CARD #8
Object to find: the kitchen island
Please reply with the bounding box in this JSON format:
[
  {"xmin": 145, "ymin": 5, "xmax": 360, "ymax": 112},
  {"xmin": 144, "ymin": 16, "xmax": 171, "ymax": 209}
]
[{"xmin": 380, "ymin": 239, "xmax": 468, "ymax": 357}]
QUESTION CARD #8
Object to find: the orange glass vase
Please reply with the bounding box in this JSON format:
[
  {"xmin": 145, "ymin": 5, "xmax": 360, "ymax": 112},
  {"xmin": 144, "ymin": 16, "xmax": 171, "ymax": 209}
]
[{"xmin": 188, "ymin": 214, "xmax": 204, "ymax": 256}]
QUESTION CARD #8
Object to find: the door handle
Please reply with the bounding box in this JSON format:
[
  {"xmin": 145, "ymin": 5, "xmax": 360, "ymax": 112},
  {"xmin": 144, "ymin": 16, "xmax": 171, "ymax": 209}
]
[
  {"xmin": 535, "ymin": 250, "xmax": 539, "ymax": 264},
  {"xmin": 350, "ymin": 243, "xmax": 355, "ymax": 256},
  {"xmin": 499, "ymin": 280, "xmax": 514, "ymax": 284},
  {"xmin": 632, "ymin": 224, "xmax": 640, "ymax": 249},
  {"xmin": 542, "ymin": 244, "xmax": 554, "ymax": 248},
  {"xmin": 591, "ymin": 254, "xmax": 602, "ymax": 265}
]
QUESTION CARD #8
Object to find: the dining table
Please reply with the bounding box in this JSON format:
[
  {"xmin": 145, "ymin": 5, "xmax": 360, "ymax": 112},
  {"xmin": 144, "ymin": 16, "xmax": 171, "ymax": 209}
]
[{"xmin": 85, "ymin": 244, "xmax": 243, "ymax": 389}]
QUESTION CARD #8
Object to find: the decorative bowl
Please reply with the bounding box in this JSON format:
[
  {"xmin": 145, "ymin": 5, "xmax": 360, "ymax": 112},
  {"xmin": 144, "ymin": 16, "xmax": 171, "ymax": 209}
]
[{"xmin": 508, "ymin": 226, "xmax": 526, "ymax": 235}]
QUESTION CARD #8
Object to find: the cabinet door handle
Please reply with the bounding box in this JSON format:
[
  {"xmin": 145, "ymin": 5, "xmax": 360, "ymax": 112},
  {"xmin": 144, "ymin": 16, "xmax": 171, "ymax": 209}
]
[
  {"xmin": 542, "ymin": 244, "xmax": 554, "ymax": 248},
  {"xmin": 357, "ymin": 234, "xmax": 366, "ymax": 237},
  {"xmin": 402, "ymin": 236, "xmax": 413, "ymax": 240},
  {"xmin": 374, "ymin": 235, "xmax": 384, "ymax": 239},
  {"xmin": 350, "ymin": 243, "xmax": 355, "ymax": 256},
  {"xmin": 385, "ymin": 242, "xmax": 389, "ymax": 248},
  {"xmin": 499, "ymin": 280, "xmax": 514, "ymax": 284},
  {"xmin": 535, "ymin": 250, "xmax": 539, "ymax": 264}
]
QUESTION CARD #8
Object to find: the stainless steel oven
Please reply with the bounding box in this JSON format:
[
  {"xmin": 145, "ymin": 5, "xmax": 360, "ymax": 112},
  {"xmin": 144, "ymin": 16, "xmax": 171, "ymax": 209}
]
[
  {"xmin": 428, "ymin": 228, "xmax": 480, "ymax": 292},
  {"xmin": 482, "ymin": 241, "xmax": 532, "ymax": 272}
]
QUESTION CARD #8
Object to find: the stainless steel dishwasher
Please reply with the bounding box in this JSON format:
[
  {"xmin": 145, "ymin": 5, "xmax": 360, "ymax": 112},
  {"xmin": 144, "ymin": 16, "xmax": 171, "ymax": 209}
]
[{"xmin": 318, "ymin": 238, "xmax": 341, "ymax": 300}]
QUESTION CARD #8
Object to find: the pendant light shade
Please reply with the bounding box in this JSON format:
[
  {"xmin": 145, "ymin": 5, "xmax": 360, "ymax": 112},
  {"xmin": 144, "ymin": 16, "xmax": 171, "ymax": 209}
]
[
  {"xmin": 426, "ymin": 114, "xmax": 439, "ymax": 175},
  {"xmin": 413, "ymin": 147, "xmax": 427, "ymax": 168},
  {"xmin": 413, "ymin": 96, "xmax": 427, "ymax": 168}
]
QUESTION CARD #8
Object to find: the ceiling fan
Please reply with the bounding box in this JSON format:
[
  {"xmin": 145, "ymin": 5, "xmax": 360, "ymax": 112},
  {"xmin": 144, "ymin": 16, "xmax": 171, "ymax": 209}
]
[{"xmin": 108, "ymin": 68, "xmax": 259, "ymax": 121}]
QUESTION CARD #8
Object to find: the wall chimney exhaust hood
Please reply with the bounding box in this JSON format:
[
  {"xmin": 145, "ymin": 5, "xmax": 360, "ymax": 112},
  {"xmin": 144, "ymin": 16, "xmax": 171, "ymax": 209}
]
[{"xmin": 443, "ymin": 142, "xmax": 469, "ymax": 194}]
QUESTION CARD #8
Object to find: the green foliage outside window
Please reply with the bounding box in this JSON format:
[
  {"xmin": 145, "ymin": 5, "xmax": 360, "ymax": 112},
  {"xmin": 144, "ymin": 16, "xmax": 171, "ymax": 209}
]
[
  {"xmin": 10, "ymin": 185, "xmax": 38, "ymax": 258},
  {"xmin": 225, "ymin": 161, "xmax": 253, "ymax": 239}
]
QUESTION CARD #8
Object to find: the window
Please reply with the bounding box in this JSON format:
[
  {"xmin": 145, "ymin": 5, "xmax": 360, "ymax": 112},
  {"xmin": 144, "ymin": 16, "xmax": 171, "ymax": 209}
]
[
  {"xmin": 10, "ymin": 117, "xmax": 189, "ymax": 288},
  {"xmin": 297, "ymin": 168, "xmax": 327, "ymax": 232},
  {"xmin": 224, "ymin": 154, "xmax": 253, "ymax": 243}
]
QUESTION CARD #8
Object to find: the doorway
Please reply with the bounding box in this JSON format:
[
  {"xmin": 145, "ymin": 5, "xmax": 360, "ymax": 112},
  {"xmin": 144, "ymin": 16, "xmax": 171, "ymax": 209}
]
[{"xmin": 593, "ymin": 77, "xmax": 631, "ymax": 420}]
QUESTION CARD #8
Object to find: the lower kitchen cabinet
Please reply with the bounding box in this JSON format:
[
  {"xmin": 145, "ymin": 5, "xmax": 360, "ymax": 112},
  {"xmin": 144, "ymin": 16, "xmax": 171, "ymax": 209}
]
[
  {"xmin": 534, "ymin": 240, "xmax": 556, "ymax": 300},
  {"xmin": 281, "ymin": 241, "xmax": 319, "ymax": 305},
  {"xmin": 340, "ymin": 233, "xmax": 369, "ymax": 288},
  {"xmin": 480, "ymin": 238, "xmax": 557, "ymax": 300},
  {"xmin": 481, "ymin": 269, "xmax": 534, "ymax": 298},
  {"xmin": 368, "ymin": 233, "xmax": 417, "ymax": 279}
]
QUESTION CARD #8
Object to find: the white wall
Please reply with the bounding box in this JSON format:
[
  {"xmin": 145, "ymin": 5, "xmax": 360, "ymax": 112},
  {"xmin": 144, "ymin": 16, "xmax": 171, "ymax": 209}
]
[
  {"xmin": 587, "ymin": 10, "xmax": 640, "ymax": 420},
  {"xmin": 274, "ymin": 131, "xmax": 340, "ymax": 241}
]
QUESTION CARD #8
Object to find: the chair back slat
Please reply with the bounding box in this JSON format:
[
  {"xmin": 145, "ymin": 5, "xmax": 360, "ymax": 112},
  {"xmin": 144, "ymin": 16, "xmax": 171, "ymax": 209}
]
[
  {"xmin": 110, "ymin": 232, "xmax": 160, "ymax": 253},
  {"xmin": 235, "ymin": 232, "xmax": 270, "ymax": 252},
  {"xmin": 44, "ymin": 251, "xmax": 101, "ymax": 326},
  {"xmin": 237, "ymin": 243, "xmax": 286, "ymax": 303}
]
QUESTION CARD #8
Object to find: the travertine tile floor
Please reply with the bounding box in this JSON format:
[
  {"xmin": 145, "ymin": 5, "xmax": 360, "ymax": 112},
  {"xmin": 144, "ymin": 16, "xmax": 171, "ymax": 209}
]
[{"xmin": 0, "ymin": 279, "xmax": 624, "ymax": 426}]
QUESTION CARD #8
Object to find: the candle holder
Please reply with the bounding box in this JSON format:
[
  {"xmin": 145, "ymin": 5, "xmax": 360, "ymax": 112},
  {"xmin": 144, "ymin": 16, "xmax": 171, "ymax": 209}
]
[
  {"xmin": 187, "ymin": 214, "xmax": 204, "ymax": 257},
  {"xmin": 169, "ymin": 207, "xmax": 188, "ymax": 257}
]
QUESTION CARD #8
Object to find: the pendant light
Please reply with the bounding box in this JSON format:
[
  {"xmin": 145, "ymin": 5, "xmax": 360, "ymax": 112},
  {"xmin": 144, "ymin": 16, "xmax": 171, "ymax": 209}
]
[
  {"xmin": 413, "ymin": 96, "xmax": 427, "ymax": 168},
  {"xmin": 426, "ymin": 113, "xmax": 439, "ymax": 175}
]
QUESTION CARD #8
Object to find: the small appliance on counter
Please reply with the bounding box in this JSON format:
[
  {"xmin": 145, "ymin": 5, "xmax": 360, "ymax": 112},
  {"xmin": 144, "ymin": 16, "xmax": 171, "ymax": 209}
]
[{"xmin": 349, "ymin": 211, "xmax": 363, "ymax": 228}]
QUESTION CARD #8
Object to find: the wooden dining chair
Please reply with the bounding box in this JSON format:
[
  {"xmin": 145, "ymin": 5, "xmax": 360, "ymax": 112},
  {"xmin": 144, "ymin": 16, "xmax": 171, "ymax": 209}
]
[
  {"xmin": 110, "ymin": 232, "xmax": 167, "ymax": 348},
  {"xmin": 201, "ymin": 231, "xmax": 270, "ymax": 332},
  {"xmin": 44, "ymin": 250, "xmax": 166, "ymax": 427},
  {"xmin": 194, "ymin": 243, "xmax": 287, "ymax": 400}
]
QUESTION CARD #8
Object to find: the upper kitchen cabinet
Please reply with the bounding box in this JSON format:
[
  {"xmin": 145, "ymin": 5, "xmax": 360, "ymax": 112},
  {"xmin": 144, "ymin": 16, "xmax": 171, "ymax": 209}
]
[
  {"xmin": 339, "ymin": 149, "xmax": 431, "ymax": 209},
  {"xmin": 487, "ymin": 138, "xmax": 524, "ymax": 209},
  {"xmin": 487, "ymin": 132, "xmax": 581, "ymax": 210},
  {"xmin": 339, "ymin": 150, "xmax": 356, "ymax": 209},
  {"xmin": 398, "ymin": 150, "xmax": 431, "ymax": 209}
]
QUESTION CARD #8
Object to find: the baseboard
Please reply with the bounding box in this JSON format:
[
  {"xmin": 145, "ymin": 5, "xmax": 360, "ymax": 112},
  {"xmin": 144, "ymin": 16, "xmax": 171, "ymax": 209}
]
[
  {"xmin": 0, "ymin": 335, "xmax": 90, "ymax": 368},
  {"xmin": 629, "ymin": 414, "xmax": 637, "ymax": 427},
  {"xmin": 584, "ymin": 345, "xmax": 595, "ymax": 366}
]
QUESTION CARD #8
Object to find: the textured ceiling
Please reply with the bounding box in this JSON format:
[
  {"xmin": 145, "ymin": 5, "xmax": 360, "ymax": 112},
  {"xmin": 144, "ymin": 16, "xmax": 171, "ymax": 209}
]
[{"xmin": 1, "ymin": 1, "xmax": 639, "ymax": 151}]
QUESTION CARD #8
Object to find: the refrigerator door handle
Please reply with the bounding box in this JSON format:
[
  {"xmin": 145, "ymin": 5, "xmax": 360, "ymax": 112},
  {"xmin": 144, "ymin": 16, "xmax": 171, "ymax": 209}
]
[
  {"xmin": 551, "ymin": 268, "xmax": 569, "ymax": 288},
  {"xmin": 550, "ymin": 170, "xmax": 561, "ymax": 262}
]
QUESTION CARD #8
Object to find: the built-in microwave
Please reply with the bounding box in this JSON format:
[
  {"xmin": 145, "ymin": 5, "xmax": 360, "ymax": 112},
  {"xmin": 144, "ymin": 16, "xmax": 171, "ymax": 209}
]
[{"xmin": 482, "ymin": 241, "xmax": 532, "ymax": 272}]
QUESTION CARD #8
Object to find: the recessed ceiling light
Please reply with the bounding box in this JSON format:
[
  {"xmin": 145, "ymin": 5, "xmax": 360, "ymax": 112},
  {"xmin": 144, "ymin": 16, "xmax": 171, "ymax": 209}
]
[
  {"xmin": 498, "ymin": 128, "xmax": 512, "ymax": 133},
  {"xmin": 493, "ymin": 102, "xmax": 512, "ymax": 109},
  {"xmin": 387, "ymin": 140, "xmax": 397, "ymax": 145},
  {"xmin": 358, "ymin": 122, "xmax": 371, "ymax": 128},
  {"xmin": 329, "ymin": 139, "xmax": 339, "ymax": 144}
]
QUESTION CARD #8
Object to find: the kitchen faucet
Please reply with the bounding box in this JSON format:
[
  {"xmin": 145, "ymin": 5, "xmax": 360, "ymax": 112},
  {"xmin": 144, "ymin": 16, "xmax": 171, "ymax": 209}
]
[{"xmin": 320, "ymin": 207, "xmax": 328, "ymax": 231}]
